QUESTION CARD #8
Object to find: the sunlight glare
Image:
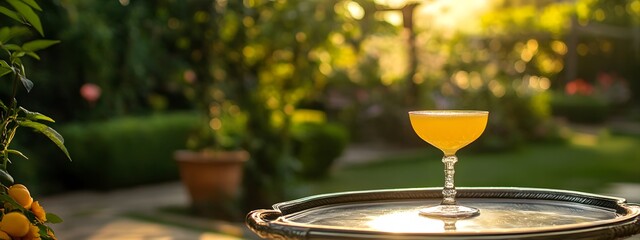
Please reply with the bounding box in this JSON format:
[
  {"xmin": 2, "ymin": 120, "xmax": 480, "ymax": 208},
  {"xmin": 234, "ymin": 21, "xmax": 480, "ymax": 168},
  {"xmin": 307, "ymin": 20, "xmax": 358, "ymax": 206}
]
[
  {"xmin": 416, "ymin": 0, "xmax": 492, "ymax": 33},
  {"xmin": 374, "ymin": 0, "xmax": 409, "ymax": 9},
  {"xmin": 379, "ymin": 11, "xmax": 403, "ymax": 26},
  {"xmin": 453, "ymin": 71, "xmax": 470, "ymax": 90},
  {"xmin": 514, "ymin": 60, "xmax": 526, "ymax": 73},
  {"xmin": 470, "ymin": 72, "xmax": 483, "ymax": 89},
  {"xmin": 551, "ymin": 41, "xmax": 568, "ymax": 55},
  {"xmin": 489, "ymin": 80, "xmax": 506, "ymax": 98},
  {"xmin": 346, "ymin": 1, "xmax": 365, "ymax": 20},
  {"xmin": 367, "ymin": 211, "xmax": 448, "ymax": 232},
  {"xmin": 539, "ymin": 77, "xmax": 551, "ymax": 90}
]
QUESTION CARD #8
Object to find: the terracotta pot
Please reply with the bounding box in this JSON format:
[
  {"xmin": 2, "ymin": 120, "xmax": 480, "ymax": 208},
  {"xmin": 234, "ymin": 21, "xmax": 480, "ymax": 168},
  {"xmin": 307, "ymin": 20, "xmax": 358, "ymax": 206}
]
[{"xmin": 174, "ymin": 149, "xmax": 248, "ymax": 219}]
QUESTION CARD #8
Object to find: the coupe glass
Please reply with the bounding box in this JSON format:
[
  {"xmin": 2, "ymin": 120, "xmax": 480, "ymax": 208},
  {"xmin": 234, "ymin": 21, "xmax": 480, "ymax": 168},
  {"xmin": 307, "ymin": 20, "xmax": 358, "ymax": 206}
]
[{"xmin": 408, "ymin": 110, "xmax": 488, "ymax": 218}]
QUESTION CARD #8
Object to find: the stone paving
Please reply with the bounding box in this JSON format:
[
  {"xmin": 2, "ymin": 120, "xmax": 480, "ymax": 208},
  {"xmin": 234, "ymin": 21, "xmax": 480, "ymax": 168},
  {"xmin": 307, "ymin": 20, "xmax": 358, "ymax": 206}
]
[{"xmin": 42, "ymin": 182, "xmax": 251, "ymax": 239}]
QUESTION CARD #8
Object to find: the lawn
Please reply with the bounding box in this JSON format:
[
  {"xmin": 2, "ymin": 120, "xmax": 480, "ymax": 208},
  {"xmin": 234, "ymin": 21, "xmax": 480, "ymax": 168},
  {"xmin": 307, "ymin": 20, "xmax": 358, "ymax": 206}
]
[{"xmin": 300, "ymin": 131, "xmax": 640, "ymax": 197}]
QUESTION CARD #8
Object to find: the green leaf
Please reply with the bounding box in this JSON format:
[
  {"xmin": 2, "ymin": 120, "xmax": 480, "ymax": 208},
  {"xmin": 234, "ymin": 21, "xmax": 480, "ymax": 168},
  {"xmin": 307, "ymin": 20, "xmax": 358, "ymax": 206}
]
[
  {"xmin": 0, "ymin": 67, "xmax": 11, "ymax": 78},
  {"xmin": 6, "ymin": 0, "xmax": 43, "ymax": 36},
  {"xmin": 37, "ymin": 225, "xmax": 50, "ymax": 240},
  {"xmin": 19, "ymin": 0, "xmax": 42, "ymax": 11},
  {"xmin": 0, "ymin": 27, "xmax": 29, "ymax": 44},
  {"xmin": 46, "ymin": 213, "xmax": 63, "ymax": 223},
  {"xmin": 0, "ymin": 60, "xmax": 9, "ymax": 68},
  {"xmin": 0, "ymin": 169, "xmax": 14, "ymax": 185},
  {"xmin": 7, "ymin": 149, "xmax": 28, "ymax": 160},
  {"xmin": 13, "ymin": 51, "xmax": 26, "ymax": 58},
  {"xmin": 0, "ymin": 6, "xmax": 22, "ymax": 23},
  {"xmin": 25, "ymin": 51, "xmax": 40, "ymax": 60},
  {"xmin": 8, "ymin": 26, "xmax": 30, "ymax": 40},
  {"xmin": 19, "ymin": 121, "xmax": 71, "ymax": 161},
  {"xmin": 22, "ymin": 40, "xmax": 60, "ymax": 52},
  {"xmin": 0, "ymin": 27, "xmax": 10, "ymax": 43},
  {"xmin": 3, "ymin": 44, "xmax": 22, "ymax": 51},
  {"xmin": 20, "ymin": 76, "xmax": 33, "ymax": 92},
  {"xmin": 0, "ymin": 193, "xmax": 18, "ymax": 207},
  {"xmin": 12, "ymin": 55, "xmax": 22, "ymax": 66},
  {"xmin": 20, "ymin": 107, "xmax": 55, "ymax": 122}
]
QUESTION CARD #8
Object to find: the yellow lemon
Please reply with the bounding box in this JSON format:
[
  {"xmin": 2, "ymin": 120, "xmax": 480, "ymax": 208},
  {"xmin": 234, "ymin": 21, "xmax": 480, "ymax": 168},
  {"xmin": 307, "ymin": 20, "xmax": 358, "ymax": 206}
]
[
  {"xmin": 8, "ymin": 184, "xmax": 33, "ymax": 209},
  {"xmin": 0, "ymin": 230, "xmax": 10, "ymax": 240},
  {"xmin": 0, "ymin": 212, "xmax": 30, "ymax": 237}
]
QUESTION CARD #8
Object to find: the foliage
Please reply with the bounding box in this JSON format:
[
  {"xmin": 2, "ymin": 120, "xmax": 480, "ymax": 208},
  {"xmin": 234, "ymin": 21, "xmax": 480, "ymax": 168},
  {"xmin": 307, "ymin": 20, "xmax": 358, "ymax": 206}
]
[
  {"xmin": 419, "ymin": 31, "xmax": 561, "ymax": 150},
  {"xmin": 33, "ymin": 112, "xmax": 198, "ymax": 190},
  {"xmin": 551, "ymin": 93, "xmax": 609, "ymax": 124},
  {"xmin": 3, "ymin": 0, "xmax": 386, "ymax": 208},
  {"xmin": 0, "ymin": 0, "xmax": 68, "ymax": 238},
  {"xmin": 5, "ymin": 1, "xmax": 195, "ymax": 121},
  {"xmin": 182, "ymin": 0, "xmax": 394, "ymax": 210},
  {"xmin": 481, "ymin": 0, "xmax": 574, "ymax": 36},
  {"xmin": 147, "ymin": 0, "xmax": 246, "ymax": 151},
  {"xmin": 551, "ymin": 72, "xmax": 631, "ymax": 123},
  {"xmin": 292, "ymin": 121, "xmax": 349, "ymax": 179}
]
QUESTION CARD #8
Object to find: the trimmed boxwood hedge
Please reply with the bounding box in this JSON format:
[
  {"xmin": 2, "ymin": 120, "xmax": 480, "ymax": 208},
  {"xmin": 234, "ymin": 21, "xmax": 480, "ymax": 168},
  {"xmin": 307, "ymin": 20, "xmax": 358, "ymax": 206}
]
[{"xmin": 14, "ymin": 112, "xmax": 199, "ymax": 193}]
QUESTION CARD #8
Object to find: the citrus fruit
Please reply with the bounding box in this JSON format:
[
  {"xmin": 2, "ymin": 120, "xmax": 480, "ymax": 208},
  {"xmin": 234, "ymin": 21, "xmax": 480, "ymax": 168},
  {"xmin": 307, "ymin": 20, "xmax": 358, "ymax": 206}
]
[
  {"xmin": 8, "ymin": 184, "xmax": 33, "ymax": 209},
  {"xmin": 0, "ymin": 230, "xmax": 10, "ymax": 240},
  {"xmin": 23, "ymin": 224, "xmax": 40, "ymax": 239},
  {"xmin": 0, "ymin": 212, "xmax": 30, "ymax": 237},
  {"xmin": 31, "ymin": 201, "xmax": 46, "ymax": 222}
]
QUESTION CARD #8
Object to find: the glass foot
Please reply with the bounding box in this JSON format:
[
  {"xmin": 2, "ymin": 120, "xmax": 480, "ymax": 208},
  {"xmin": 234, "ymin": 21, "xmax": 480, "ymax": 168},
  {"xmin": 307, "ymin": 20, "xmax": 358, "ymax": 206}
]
[{"xmin": 419, "ymin": 205, "xmax": 479, "ymax": 219}]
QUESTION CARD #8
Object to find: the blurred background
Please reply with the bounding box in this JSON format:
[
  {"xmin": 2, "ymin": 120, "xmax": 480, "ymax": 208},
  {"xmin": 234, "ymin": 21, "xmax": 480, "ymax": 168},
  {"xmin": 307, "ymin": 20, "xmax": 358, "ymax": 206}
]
[{"xmin": 2, "ymin": 0, "xmax": 640, "ymax": 238}]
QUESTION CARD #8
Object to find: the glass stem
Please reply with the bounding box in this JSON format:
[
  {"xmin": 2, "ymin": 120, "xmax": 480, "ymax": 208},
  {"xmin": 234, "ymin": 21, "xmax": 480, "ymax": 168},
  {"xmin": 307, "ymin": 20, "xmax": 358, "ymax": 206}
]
[
  {"xmin": 443, "ymin": 219, "xmax": 457, "ymax": 231},
  {"xmin": 441, "ymin": 155, "xmax": 458, "ymax": 205}
]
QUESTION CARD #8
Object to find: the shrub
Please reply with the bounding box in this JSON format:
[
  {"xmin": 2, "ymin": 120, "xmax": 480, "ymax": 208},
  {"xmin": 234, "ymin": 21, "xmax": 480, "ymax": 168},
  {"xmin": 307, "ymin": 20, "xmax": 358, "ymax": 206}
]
[
  {"xmin": 292, "ymin": 122, "xmax": 349, "ymax": 179},
  {"xmin": 456, "ymin": 89, "xmax": 561, "ymax": 152},
  {"xmin": 551, "ymin": 93, "xmax": 609, "ymax": 124},
  {"xmin": 22, "ymin": 112, "xmax": 199, "ymax": 191}
]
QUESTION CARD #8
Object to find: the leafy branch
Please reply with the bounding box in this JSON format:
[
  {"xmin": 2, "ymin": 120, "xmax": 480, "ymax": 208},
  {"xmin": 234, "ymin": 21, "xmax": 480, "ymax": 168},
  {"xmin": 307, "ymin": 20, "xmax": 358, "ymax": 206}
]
[{"xmin": 0, "ymin": 0, "xmax": 70, "ymax": 185}]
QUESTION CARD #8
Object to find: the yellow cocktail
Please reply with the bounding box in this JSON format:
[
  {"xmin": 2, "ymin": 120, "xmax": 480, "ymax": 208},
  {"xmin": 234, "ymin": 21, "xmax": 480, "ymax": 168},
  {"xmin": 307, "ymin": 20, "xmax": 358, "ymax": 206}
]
[
  {"xmin": 408, "ymin": 110, "xmax": 489, "ymax": 218},
  {"xmin": 409, "ymin": 111, "xmax": 488, "ymax": 156}
]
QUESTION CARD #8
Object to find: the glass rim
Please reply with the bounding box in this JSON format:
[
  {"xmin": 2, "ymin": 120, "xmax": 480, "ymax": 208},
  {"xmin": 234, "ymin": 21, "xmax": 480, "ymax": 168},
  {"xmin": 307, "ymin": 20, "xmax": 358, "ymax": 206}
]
[{"xmin": 408, "ymin": 110, "xmax": 489, "ymax": 116}]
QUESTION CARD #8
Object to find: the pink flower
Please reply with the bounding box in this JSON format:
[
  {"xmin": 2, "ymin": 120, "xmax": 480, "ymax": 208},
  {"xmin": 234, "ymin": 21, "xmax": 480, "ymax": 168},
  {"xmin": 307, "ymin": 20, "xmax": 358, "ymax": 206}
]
[{"xmin": 80, "ymin": 83, "xmax": 101, "ymax": 103}]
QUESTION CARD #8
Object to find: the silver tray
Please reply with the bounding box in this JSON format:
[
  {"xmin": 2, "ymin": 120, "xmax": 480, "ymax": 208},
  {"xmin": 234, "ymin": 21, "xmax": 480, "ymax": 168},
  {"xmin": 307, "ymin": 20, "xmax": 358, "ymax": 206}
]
[{"xmin": 246, "ymin": 187, "xmax": 640, "ymax": 239}]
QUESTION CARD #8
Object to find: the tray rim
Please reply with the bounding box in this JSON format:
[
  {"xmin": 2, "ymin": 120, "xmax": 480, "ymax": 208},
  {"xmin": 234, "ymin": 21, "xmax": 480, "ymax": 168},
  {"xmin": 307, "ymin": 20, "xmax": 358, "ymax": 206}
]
[
  {"xmin": 247, "ymin": 187, "xmax": 640, "ymax": 239},
  {"xmin": 273, "ymin": 187, "xmax": 628, "ymax": 213}
]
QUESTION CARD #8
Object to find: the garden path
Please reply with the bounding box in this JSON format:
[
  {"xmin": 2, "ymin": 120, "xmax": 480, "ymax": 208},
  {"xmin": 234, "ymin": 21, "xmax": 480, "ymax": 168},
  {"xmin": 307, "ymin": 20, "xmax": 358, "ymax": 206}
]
[{"xmin": 42, "ymin": 182, "xmax": 250, "ymax": 239}]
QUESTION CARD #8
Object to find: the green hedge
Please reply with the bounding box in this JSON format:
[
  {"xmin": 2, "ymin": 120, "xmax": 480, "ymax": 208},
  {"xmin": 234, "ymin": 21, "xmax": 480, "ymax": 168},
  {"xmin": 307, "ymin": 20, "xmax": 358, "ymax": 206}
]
[
  {"xmin": 292, "ymin": 122, "xmax": 349, "ymax": 179},
  {"xmin": 17, "ymin": 112, "xmax": 200, "ymax": 192},
  {"xmin": 551, "ymin": 93, "xmax": 609, "ymax": 124}
]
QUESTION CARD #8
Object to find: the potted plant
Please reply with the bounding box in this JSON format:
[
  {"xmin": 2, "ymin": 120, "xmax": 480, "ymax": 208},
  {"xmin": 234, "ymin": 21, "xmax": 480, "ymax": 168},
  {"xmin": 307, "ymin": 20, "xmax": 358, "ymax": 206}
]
[
  {"xmin": 0, "ymin": 0, "xmax": 70, "ymax": 239},
  {"xmin": 174, "ymin": 100, "xmax": 249, "ymax": 221},
  {"xmin": 168, "ymin": 0, "xmax": 249, "ymax": 220}
]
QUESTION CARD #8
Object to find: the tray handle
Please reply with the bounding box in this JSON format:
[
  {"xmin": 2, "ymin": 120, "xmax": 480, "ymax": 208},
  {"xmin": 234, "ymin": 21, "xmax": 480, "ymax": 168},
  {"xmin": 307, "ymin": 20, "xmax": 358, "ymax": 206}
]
[
  {"xmin": 246, "ymin": 209, "xmax": 309, "ymax": 240},
  {"xmin": 626, "ymin": 203, "xmax": 640, "ymax": 235}
]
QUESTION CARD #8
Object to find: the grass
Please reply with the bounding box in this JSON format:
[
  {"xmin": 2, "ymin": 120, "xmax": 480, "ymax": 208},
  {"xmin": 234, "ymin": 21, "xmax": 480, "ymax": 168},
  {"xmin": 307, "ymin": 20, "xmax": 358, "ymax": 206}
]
[{"xmin": 300, "ymin": 131, "xmax": 640, "ymax": 197}]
